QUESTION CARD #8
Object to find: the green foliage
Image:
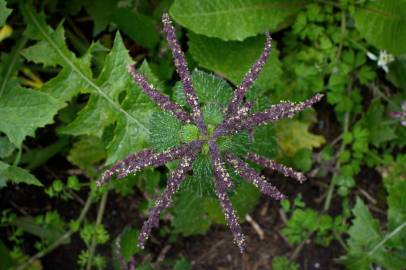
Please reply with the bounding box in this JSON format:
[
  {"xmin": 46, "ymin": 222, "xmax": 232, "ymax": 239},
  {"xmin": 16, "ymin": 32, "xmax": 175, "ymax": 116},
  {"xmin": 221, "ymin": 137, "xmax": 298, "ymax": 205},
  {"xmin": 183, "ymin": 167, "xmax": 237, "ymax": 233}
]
[
  {"xmin": 170, "ymin": 0, "xmax": 309, "ymax": 41},
  {"xmin": 354, "ymin": 0, "xmax": 406, "ymax": 54},
  {"xmin": 1, "ymin": 0, "xmax": 405, "ymax": 269},
  {"xmin": 119, "ymin": 228, "xmax": 140, "ymax": 262},
  {"xmin": 272, "ymin": 256, "xmax": 299, "ymax": 270},
  {"xmin": 0, "ymin": 0, "xmax": 12, "ymax": 26},
  {"xmin": 340, "ymin": 196, "xmax": 406, "ymax": 270},
  {"xmin": 188, "ymin": 33, "xmax": 282, "ymax": 89}
]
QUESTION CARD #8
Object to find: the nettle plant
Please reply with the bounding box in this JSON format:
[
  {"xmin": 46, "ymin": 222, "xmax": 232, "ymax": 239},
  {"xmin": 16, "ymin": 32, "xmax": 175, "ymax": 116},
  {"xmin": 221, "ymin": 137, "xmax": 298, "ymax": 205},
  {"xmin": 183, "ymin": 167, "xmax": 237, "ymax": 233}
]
[{"xmin": 98, "ymin": 14, "xmax": 322, "ymax": 252}]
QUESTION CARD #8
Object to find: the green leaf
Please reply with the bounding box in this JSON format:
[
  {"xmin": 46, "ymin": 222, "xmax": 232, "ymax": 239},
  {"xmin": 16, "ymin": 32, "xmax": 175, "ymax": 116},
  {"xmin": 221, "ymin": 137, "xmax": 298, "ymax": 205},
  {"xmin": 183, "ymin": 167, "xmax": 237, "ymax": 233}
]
[
  {"xmin": 0, "ymin": 240, "xmax": 13, "ymax": 270},
  {"xmin": 354, "ymin": 0, "xmax": 406, "ymax": 54},
  {"xmin": 173, "ymin": 259, "xmax": 192, "ymax": 270},
  {"xmin": 173, "ymin": 69, "xmax": 233, "ymax": 107},
  {"xmin": 20, "ymin": 5, "xmax": 157, "ymax": 164},
  {"xmin": 188, "ymin": 33, "xmax": 282, "ymax": 89},
  {"xmin": 276, "ymin": 120, "xmax": 325, "ymax": 157},
  {"xmin": 11, "ymin": 216, "xmax": 68, "ymax": 243},
  {"xmin": 339, "ymin": 198, "xmax": 406, "ymax": 270},
  {"xmin": 0, "ymin": 161, "xmax": 42, "ymax": 187},
  {"xmin": 388, "ymin": 55, "xmax": 406, "ymax": 91},
  {"xmin": 170, "ymin": 0, "xmax": 309, "ymax": 41},
  {"xmin": 67, "ymin": 136, "xmax": 106, "ymax": 177},
  {"xmin": 172, "ymin": 191, "xmax": 223, "ymax": 235},
  {"xmin": 111, "ymin": 9, "xmax": 159, "ymax": 49},
  {"xmin": 387, "ymin": 181, "xmax": 406, "ymax": 243},
  {"xmin": 0, "ymin": 86, "xmax": 63, "ymax": 147},
  {"xmin": 149, "ymin": 111, "xmax": 182, "ymax": 152},
  {"xmin": 120, "ymin": 228, "xmax": 140, "ymax": 262},
  {"xmin": 0, "ymin": 136, "xmax": 15, "ymax": 158},
  {"xmin": 0, "ymin": 0, "xmax": 12, "ymax": 26}
]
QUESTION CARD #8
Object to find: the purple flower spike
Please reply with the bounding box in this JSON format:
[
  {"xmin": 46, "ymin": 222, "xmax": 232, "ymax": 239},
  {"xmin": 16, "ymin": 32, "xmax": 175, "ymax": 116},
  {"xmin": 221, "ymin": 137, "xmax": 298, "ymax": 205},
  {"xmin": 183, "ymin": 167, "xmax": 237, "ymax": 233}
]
[
  {"xmin": 389, "ymin": 101, "xmax": 406, "ymax": 127},
  {"xmin": 128, "ymin": 64, "xmax": 192, "ymax": 124},
  {"xmin": 97, "ymin": 149, "xmax": 154, "ymax": 187},
  {"xmin": 224, "ymin": 153, "xmax": 286, "ymax": 200},
  {"xmin": 162, "ymin": 13, "xmax": 208, "ymax": 135},
  {"xmin": 100, "ymin": 13, "xmax": 323, "ymax": 253},
  {"xmin": 246, "ymin": 152, "xmax": 306, "ymax": 183},
  {"xmin": 208, "ymin": 139, "xmax": 234, "ymax": 190},
  {"xmin": 138, "ymin": 151, "xmax": 199, "ymax": 249},
  {"xmin": 225, "ymin": 33, "xmax": 272, "ymax": 117}
]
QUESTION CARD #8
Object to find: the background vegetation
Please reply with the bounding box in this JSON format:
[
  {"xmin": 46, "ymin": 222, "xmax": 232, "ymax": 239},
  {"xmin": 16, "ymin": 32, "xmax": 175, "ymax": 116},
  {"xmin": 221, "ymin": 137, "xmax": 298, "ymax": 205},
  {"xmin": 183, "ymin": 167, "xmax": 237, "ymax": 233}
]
[{"xmin": 0, "ymin": 0, "xmax": 405, "ymax": 269}]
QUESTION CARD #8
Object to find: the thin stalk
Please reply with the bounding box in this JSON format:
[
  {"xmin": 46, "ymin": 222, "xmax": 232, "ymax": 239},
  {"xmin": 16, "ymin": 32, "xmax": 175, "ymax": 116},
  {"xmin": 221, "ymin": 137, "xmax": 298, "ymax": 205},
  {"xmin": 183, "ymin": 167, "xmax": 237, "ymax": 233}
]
[
  {"xmin": 16, "ymin": 194, "xmax": 93, "ymax": 270},
  {"xmin": 86, "ymin": 191, "xmax": 109, "ymax": 270},
  {"xmin": 368, "ymin": 221, "xmax": 406, "ymax": 257}
]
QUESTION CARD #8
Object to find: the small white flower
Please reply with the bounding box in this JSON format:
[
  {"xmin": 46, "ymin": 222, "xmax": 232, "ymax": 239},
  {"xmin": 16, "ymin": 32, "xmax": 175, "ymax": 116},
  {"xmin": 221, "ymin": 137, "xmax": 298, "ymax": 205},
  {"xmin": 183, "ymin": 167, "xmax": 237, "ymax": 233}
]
[{"xmin": 367, "ymin": 50, "xmax": 395, "ymax": 73}]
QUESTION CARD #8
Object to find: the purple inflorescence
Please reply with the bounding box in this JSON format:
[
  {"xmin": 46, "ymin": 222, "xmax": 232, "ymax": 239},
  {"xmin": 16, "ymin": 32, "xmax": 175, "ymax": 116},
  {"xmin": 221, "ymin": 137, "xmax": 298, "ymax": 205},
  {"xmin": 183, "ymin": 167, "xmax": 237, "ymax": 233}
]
[
  {"xmin": 128, "ymin": 64, "xmax": 192, "ymax": 124},
  {"xmin": 98, "ymin": 12, "xmax": 323, "ymax": 257},
  {"xmin": 138, "ymin": 148, "xmax": 201, "ymax": 248},
  {"xmin": 225, "ymin": 33, "xmax": 272, "ymax": 117},
  {"xmin": 162, "ymin": 13, "xmax": 208, "ymax": 136},
  {"xmin": 246, "ymin": 152, "xmax": 306, "ymax": 183},
  {"xmin": 224, "ymin": 153, "xmax": 286, "ymax": 200}
]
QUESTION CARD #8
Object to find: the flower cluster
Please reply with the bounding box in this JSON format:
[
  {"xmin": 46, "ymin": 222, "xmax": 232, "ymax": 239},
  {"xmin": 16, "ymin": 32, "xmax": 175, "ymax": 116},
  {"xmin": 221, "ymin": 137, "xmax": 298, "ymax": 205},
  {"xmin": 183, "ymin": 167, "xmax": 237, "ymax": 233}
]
[
  {"xmin": 98, "ymin": 13, "xmax": 323, "ymax": 253},
  {"xmin": 389, "ymin": 101, "xmax": 406, "ymax": 127}
]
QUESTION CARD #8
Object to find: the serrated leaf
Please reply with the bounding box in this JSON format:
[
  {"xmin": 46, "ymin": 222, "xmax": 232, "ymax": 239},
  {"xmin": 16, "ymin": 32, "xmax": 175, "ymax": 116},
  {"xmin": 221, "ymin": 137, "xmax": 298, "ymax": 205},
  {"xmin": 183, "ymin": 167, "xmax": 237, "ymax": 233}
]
[
  {"xmin": 275, "ymin": 120, "xmax": 325, "ymax": 157},
  {"xmin": 387, "ymin": 181, "xmax": 406, "ymax": 244},
  {"xmin": 173, "ymin": 69, "xmax": 233, "ymax": 107},
  {"xmin": 387, "ymin": 55, "xmax": 406, "ymax": 91},
  {"xmin": 20, "ymin": 5, "xmax": 157, "ymax": 164},
  {"xmin": 340, "ymin": 198, "xmax": 406, "ymax": 270},
  {"xmin": 120, "ymin": 228, "xmax": 140, "ymax": 262},
  {"xmin": 170, "ymin": 0, "xmax": 309, "ymax": 41},
  {"xmin": 354, "ymin": 0, "xmax": 406, "ymax": 54},
  {"xmin": 0, "ymin": 86, "xmax": 63, "ymax": 147},
  {"xmin": 172, "ymin": 191, "xmax": 223, "ymax": 235},
  {"xmin": 67, "ymin": 136, "xmax": 106, "ymax": 177},
  {"xmin": 0, "ymin": 161, "xmax": 42, "ymax": 187},
  {"xmin": 188, "ymin": 33, "xmax": 282, "ymax": 89},
  {"xmin": 149, "ymin": 111, "xmax": 181, "ymax": 152},
  {"xmin": 0, "ymin": 0, "xmax": 12, "ymax": 26}
]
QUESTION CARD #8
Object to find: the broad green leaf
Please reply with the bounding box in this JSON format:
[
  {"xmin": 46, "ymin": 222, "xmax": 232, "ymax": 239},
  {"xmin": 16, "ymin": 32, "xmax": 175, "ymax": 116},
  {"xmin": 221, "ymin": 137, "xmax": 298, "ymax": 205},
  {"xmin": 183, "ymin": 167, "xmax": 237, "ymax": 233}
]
[
  {"xmin": 120, "ymin": 228, "xmax": 140, "ymax": 262},
  {"xmin": 0, "ymin": 0, "xmax": 12, "ymax": 26},
  {"xmin": 0, "ymin": 161, "xmax": 42, "ymax": 187},
  {"xmin": 172, "ymin": 191, "xmax": 223, "ymax": 235},
  {"xmin": 112, "ymin": 8, "xmax": 159, "ymax": 49},
  {"xmin": 170, "ymin": 0, "xmax": 309, "ymax": 41},
  {"xmin": 188, "ymin": 33, "xmax": 282, "ymax": 89},
  {"xmin": 149, "ymin": 111, "xmax": 182, "ymax": 152},
  {"xmin": 21, "ymin": 5, "xmax": 157, "ymax": 164},
  {"xmin": 67, "ymin": 136, "xmax": 106, "ymax": 177},
  {"xmin": 0, "ymin": 86, "xmax": 63, "ymax": 147},
  {"xmin": 275, "ymin": 120, "xmax": 325, "ymax": 157},
  {"xmin": 388, "ymin": 55, "xmax": 406, "ymax": 91},
  {"xmin": 354, "ymin": 0, "xmax": 406, "ymax": 54}
]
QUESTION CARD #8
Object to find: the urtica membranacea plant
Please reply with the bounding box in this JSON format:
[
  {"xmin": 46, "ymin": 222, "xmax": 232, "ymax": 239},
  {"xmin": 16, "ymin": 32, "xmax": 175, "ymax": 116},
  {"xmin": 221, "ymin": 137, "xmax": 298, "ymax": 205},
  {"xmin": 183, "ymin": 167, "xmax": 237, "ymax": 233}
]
[{"xmin": 97, "ymin": 13, "xmax": 323, "ymax": 253}]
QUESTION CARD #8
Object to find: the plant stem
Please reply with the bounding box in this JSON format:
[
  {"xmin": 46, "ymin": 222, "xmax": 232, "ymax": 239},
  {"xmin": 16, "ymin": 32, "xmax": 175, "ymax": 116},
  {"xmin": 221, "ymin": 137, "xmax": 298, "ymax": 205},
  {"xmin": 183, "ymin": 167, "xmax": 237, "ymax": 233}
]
[
  {"xmin": 323, "ymin": 76, "xmax": 352, "ymax": 211},
  {"xmin": 16, "ymin": 194, "xmax": 93, "ymax": 270},
  {"xmin": 86, "ymin": 191, "xmax": 108, "ymax": 270}
]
